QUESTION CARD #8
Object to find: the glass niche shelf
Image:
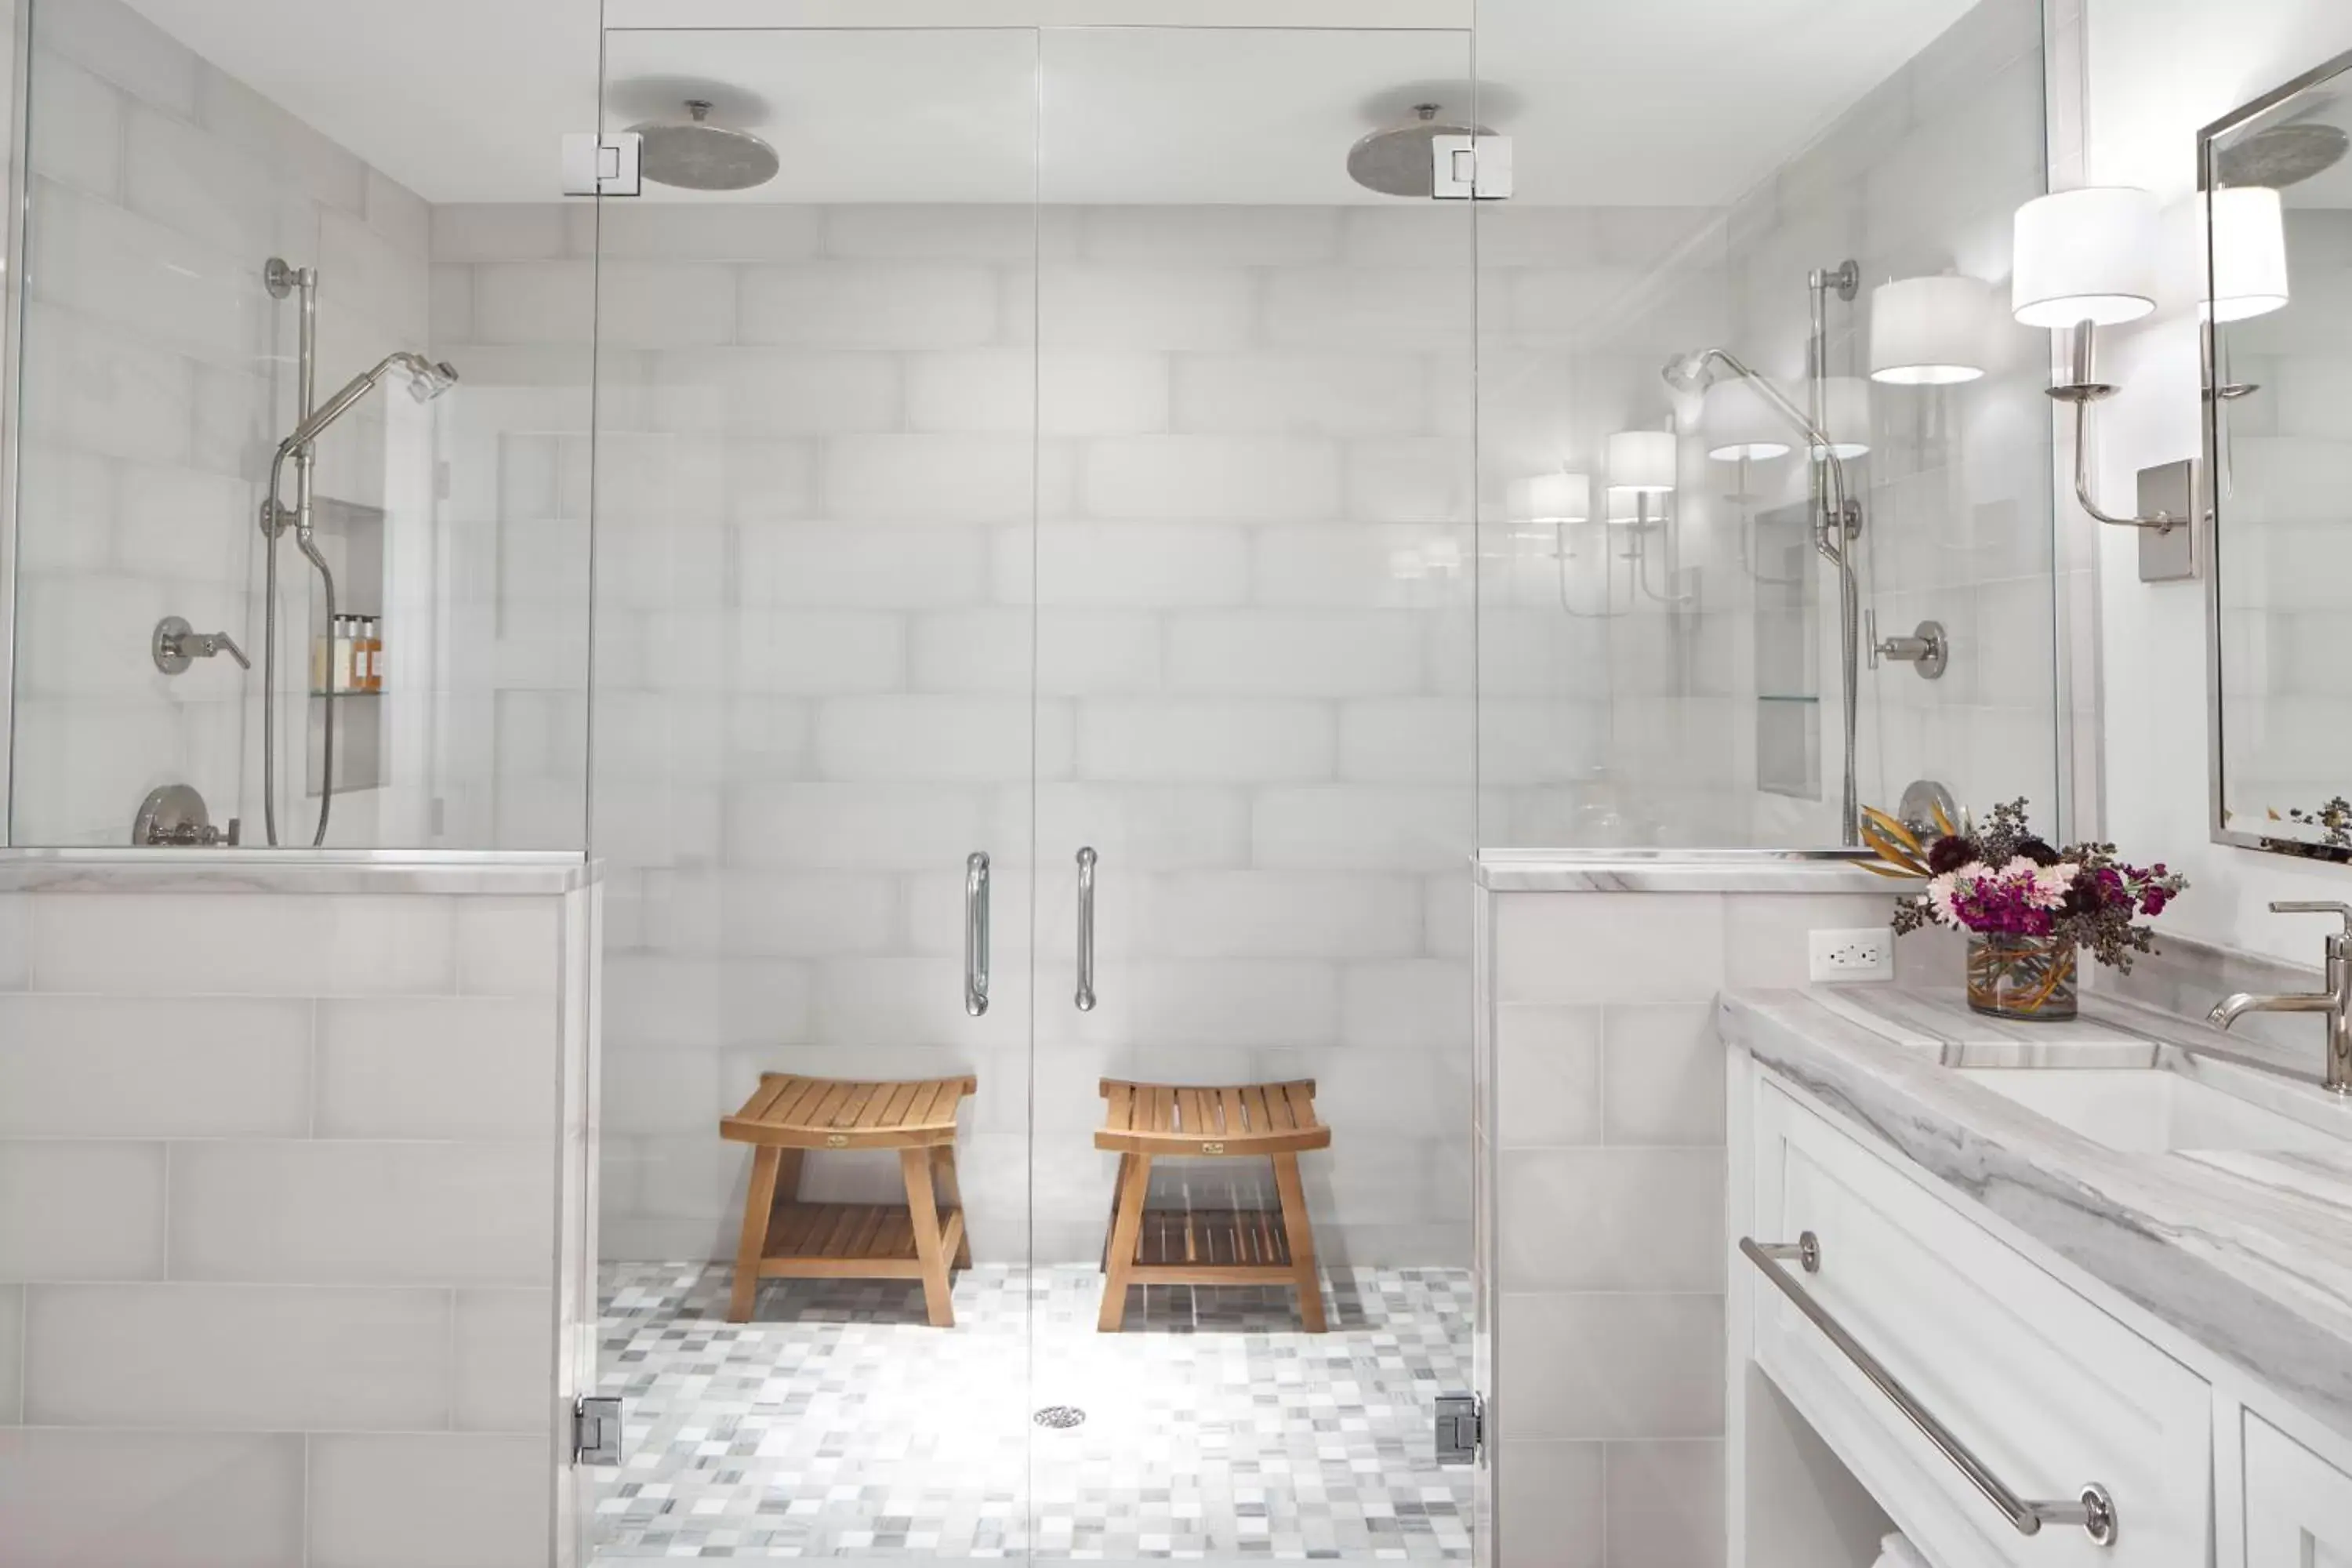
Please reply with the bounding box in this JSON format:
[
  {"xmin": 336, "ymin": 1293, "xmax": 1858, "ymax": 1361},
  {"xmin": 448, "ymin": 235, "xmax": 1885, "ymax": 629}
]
[{"xmin": 303, "ymin": 495, "xmax": 389, "ymax": 796}]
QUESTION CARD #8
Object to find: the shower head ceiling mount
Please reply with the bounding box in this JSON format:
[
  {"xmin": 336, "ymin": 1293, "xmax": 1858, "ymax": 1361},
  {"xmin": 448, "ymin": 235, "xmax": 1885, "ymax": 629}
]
[
  {"xmin": 1345, "ymin": 79, "xmax": 1520, "ymax": 199},
  {"xmin": 626, "ymin": 96, "xmax": 782, "ymax": 192}
]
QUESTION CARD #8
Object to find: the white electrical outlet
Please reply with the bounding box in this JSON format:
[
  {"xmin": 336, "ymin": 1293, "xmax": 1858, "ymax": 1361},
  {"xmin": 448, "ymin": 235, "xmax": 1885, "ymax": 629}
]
[{"xmin": 1809, "ymin": 927, "xmax": 1893, "ymax": 982}]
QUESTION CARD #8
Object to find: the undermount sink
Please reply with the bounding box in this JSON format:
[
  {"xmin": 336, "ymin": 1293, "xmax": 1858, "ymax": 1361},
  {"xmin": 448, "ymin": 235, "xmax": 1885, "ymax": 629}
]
[{"xmin": 1955, "ymin": 1066, "xmax": 2350, "ymax": 1155}]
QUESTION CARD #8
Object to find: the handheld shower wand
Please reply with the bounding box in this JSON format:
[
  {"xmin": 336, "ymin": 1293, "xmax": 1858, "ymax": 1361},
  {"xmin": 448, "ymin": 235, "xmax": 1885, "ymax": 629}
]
[{"xmin": 260, "ymin": 256, "xmax": 458, "ymax": 847}]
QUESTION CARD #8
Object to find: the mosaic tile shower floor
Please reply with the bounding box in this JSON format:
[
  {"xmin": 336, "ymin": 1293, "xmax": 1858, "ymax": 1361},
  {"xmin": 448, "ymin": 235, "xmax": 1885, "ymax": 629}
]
[{"xmin": 592, "ymin": 1261, "xmax": 1475, "ymax": 1562}]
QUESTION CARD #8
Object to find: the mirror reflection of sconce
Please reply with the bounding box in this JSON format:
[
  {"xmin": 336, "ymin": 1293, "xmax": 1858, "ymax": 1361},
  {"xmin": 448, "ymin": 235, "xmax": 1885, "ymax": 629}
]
[
  {"xmin": 1868, "ymin": 274, "xmax": 1987, "ymax": 386},
  {"xmin": 1701, "ymin": 378, "xmax": 1793, "ymax": 461},
  {"xmin": 1512, "ymin": 470, "xmax": 1617, "ymax": 619},
  {"xmin": 1606, "ymin": 430, "xmax": 1690, "ymax": 608},
  {"xmin": 1809, "ymin": 377, "xmax": 1873, "ymax": 460},
  {"xmin": 2204, "ymin": 185, "xmax": 2290, "ymax": 402},
  {"xmin": 2205, "ymin": 185, "xmax": 2291, "ymax": 325}
]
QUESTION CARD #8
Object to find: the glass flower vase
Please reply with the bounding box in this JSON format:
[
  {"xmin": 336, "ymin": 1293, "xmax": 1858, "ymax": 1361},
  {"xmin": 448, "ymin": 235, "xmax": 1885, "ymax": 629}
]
[{"xmin": 1965, "ymin": 932, "xmax": 2078, "ymax": 1021}]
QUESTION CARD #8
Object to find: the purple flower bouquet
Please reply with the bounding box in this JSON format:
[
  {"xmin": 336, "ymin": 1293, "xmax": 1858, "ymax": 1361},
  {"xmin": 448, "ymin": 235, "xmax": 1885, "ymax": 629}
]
[{"xmin": 1861, "ymin": 799, "xmax": 2187, "ymax": 1019}]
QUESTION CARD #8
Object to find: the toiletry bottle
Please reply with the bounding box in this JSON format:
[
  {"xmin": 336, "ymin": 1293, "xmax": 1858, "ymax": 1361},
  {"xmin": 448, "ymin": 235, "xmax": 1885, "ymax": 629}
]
[
  {"xmin": 331, "ymin": 615, "xmax": 353, "ymax": 694},
  {"xmin": 361, "ymin": 618, "xmax": 382, "ymax": 691}
]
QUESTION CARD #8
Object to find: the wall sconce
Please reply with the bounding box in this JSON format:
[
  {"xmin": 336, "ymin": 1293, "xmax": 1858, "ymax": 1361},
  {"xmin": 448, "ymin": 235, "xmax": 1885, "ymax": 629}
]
[
  {"xmin": 2010, "ymin": 187, "xmax": 2194, "ymax": 559},
  {"xmin": 1868, "ymin": 275, "xmax": 1987, "ymax": 385}
]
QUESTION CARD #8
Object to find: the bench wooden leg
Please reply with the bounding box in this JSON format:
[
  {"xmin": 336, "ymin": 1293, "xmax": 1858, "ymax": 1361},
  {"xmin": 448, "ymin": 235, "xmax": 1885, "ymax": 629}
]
[
  {"xmin": 1101, "ymin": 1153, "xmax": 1134, "ymax": 1272},
  {"xmin": 1098, "ymin": 1152, "xmax": 1153, "ymax": 1332},
  {"xmin": 901, "ymin": 1147, "xmax": 956, "ymax": 1328},
  {"xmin": 729, "ymin": 1145, "xmax": 786, "ymax": 1323},
  {"xmin": 931, "ymin": 1144, "xmax": 972, "ymax": 1268},
  {"xmin": 1272, "ymin": 1152, "xmax": 1326, "ymax": 1332}
]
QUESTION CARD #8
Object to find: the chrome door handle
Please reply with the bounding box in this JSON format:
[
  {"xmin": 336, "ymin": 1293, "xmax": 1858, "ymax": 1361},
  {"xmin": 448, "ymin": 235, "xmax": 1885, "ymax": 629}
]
[
  {"xmin": 1075, "ymin": 846, "xmax": 1098, "ymax": 1012},
  {"xmin": 964, "ymin": 851, "xmax": 990, "ymax": 1018},
  {"xmin": 1740, "ymin": 1236, "xmax": 2118, "ymax": 1545}
]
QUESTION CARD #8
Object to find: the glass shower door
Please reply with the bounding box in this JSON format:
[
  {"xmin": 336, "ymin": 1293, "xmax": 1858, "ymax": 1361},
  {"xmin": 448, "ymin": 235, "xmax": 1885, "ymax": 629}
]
[
  {"xmin": 1029, "ymin": 26, "xmax": 1481, "ymax": 1563},
  {"xmin": 584, "ymin": 26, "xmax": 1041, "ymax": 1560}
]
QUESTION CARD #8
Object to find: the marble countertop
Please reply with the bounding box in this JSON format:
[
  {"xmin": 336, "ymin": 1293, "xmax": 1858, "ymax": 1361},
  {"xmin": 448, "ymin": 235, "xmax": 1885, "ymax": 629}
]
[
  {"xmin": 1722, "ymin": 984, "xmax": 2352, "ymax": 1439},
  {"xmin": 0, "ymin": 848, "xmax": 600, "ymax": 895},
  {"xmin": 1476, "ymin": 849, "xmax": 1907, "ymax": 893}
]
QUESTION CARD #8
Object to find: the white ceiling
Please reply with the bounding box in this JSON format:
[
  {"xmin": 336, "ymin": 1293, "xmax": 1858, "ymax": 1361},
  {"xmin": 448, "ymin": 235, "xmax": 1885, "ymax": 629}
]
[{"xmin": 121, "ymin": 0, "xmax": 1977, "ymax": 208}]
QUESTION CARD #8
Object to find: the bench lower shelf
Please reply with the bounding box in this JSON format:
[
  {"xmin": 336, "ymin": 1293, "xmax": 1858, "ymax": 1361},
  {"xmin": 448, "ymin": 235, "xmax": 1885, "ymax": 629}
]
[
  {"xmin": 1123, "ymin": 1206, "xmax": 1296, "ymax": 1284},
  {"xmin": 756, "ymin": 1200, "xmax": 968, "ymax": 1280}
]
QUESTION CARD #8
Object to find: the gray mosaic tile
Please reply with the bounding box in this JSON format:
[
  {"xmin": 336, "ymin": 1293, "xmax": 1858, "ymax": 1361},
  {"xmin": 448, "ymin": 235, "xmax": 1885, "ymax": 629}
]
[{"xmin": 590, "ymin": 1261, "xmax": 1475, "ymax": 1563}]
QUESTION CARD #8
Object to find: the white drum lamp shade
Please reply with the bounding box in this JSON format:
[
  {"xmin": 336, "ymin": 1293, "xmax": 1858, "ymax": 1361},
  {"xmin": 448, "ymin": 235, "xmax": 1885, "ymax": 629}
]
[
  {"xmin": 2205, "ymin": 185, "xmax": 2289, "ymax": 322},
  {"xmin": 1510, "ymin": 470, "xmax": 1591, "ymax": 523},
  {"xmin": 1811, "ymin": 377, "xmax": 1873, "ymax": 459},
  {"xmin": 1700, "ymin": 377, "xmax": 1793, "ymax": 461},
  {"xmin": 1869, "ymin": 275, "xmax": 1987, "ymax": 385},
  {"xmin": 2011, "ymin": 187, "xmax": 2161, "ymax": 328},
  {"xmin": 1606, "ymin": 430, "xmax": 1678, "ymax": 494}
]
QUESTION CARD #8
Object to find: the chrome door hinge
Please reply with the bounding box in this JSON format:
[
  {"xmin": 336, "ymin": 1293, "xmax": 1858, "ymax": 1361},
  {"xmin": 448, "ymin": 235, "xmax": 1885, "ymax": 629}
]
[
  {"xmin": 574, "ymin": 1394, "xmax": 624, "ymax": 1465},
  {"xmin": 562, "ymin": 132, "xmax": 641, "ymax": 197},
  {"xmin": 1432, "ymin": 135, "xmax": 1512, "ymax": 200},
  {"xmin": 1435, "ymin": 1392, "xmax": 1483, "ymax": 1465}
]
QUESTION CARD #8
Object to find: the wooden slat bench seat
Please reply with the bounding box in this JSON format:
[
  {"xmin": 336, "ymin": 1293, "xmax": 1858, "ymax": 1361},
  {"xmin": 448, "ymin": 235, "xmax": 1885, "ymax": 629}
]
[
  {"xmin": 1093, "ymin": 1076, "xmax": 1330, "ymax": 1331},
  {"xmin": 719, "ymin": 1072, "xmax": 976, "ymax": 1327}
]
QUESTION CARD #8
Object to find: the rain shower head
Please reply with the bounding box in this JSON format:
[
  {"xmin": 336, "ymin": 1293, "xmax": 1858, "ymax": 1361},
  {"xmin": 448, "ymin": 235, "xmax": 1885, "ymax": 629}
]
[
  {"xmin": 1347, "ymin": 103, "xmax": 1490, "ymax": 198},
  {"xmin": 628, "ymin": 99, "xmax": 780, "ymax": 192},
  {"xmin": 2217, "ymin": 121, "xmax": 2350, "ymax": 187}
]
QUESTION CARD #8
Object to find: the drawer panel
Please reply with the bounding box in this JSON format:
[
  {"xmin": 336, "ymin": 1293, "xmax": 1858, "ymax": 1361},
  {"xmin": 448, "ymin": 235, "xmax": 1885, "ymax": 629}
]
[{"xmin": 1751, "ymin": 1080, "xmax": 2209, "ymax": 1568}]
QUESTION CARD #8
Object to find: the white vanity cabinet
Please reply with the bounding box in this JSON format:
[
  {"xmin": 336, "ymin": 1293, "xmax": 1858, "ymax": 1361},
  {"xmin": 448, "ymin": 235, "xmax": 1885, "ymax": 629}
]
[
  {"xmin": 1744, "ymin": 1079, "xmax": 2211, "ymax": 1568},
  {"xmin": 1724, "ymin": 989, "xmax": 2352, "ymax": 1568},
  {"xmin": 2244, "ymin": 1417, "xmax": 2352, "ymax": 1568}
]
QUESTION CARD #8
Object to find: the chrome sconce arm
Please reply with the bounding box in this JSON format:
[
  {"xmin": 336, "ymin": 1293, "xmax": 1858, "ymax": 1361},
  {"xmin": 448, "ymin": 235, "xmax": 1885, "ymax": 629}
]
[{"xmin": 2047, "ymin": 323, "xmax": 2193, "ymax": 535}]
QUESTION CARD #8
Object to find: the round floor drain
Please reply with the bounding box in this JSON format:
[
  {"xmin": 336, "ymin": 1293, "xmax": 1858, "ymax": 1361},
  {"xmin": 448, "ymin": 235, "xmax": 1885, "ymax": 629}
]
[{"xmin": 1033, "ymin": 1404, "xmax": 1087, "ymax": 1428}]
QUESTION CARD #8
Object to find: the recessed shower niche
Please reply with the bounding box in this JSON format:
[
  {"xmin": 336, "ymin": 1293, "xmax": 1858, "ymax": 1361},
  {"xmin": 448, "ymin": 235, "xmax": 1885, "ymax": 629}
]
[{"xmin": 303, "ymin": 495, "xmax": 387, "ymax": 797}]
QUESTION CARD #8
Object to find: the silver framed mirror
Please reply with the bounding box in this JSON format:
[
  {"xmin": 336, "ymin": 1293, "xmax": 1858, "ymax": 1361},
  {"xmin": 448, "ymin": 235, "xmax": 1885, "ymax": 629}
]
[{"xmin": 2202, "ymin": 49, "xmax": 2352, "ymax": 861}]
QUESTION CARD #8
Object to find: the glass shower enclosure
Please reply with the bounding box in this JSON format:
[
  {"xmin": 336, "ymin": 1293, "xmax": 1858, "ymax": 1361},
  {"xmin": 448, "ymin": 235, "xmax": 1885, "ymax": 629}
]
[{"xmin": 581, "ymin": 20, "xmax": 1479, "ymax": 1563}]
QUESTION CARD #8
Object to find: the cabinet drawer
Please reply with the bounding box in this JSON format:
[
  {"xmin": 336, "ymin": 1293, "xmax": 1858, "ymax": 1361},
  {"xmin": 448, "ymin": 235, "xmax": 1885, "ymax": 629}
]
[
  {"xmin": 1751, "ymin": 1080, "xmax": 2209, "ymax": 1568},
  {"xmin": 2244, "ymin": 1415, "xmax": 2352, "ymax": 1568}
]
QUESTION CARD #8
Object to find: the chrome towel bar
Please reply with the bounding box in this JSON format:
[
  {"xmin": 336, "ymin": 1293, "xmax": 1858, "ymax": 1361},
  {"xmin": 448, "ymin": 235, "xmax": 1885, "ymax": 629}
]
[{"xmin": 1740, "ymin": 1233, "xmax": 2118, "ymax": 1546}]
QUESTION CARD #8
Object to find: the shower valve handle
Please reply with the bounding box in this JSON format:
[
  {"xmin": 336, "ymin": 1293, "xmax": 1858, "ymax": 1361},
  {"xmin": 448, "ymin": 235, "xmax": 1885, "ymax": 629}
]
[{"xmin": 153, "ymin": 617, "xmax": 252, "ymax": 673}]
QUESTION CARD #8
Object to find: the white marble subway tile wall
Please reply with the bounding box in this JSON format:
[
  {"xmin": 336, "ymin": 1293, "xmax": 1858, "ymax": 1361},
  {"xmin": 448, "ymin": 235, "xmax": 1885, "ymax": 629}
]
[
  {"xmin": 0, "ymin": 882, "xmax": 591, "ymax": 1566},
  {"xmin": 430, "ymin": 199, "xmax": 1493, "ymax": 1265},
  {"xmin": 9, "ymin": 0, "xmax": 440, "ymax": 848},
  {"xmin": 1481, "ymin": 880, "xmax": 1900, "ymax": 1568}
]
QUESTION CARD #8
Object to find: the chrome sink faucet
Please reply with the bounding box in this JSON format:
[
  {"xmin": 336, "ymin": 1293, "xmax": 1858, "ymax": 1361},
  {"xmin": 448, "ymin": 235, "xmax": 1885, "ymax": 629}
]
[{"xmin": 2207, "ymin": 901, "xmax": 2352, "ymax": 1094}]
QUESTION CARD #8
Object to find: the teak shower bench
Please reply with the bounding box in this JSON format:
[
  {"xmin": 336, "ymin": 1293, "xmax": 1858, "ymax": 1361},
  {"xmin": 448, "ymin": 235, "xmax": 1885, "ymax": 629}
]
[
  {"xmin": 720, "ymin": 1073, "xmax": 975, "ymax": 1327},
  {"xmin": 1094, "ymin": 1076, "xmax": 1330, "ymax": 1332}
]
